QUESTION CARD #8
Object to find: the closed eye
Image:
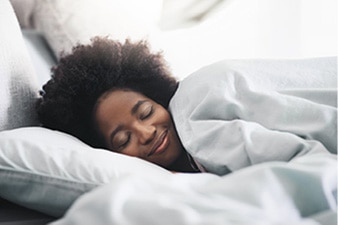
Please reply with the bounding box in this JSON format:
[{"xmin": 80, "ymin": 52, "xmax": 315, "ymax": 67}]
[
  {"xmin": 139, "ymin": 105, "xmax": 153, "ymax": 120},
  {"xmin": 111, "ymin": 131, "xmax": 131, "ymax": 152}
]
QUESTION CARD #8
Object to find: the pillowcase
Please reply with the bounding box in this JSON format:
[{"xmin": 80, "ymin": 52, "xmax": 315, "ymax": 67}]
[
  {"xmin": 0, "ymin": 127, "xmax": 169, "ymax": 217},
  {"xmin": 0, "ymin": 0, "xmax": 40, "ymax": 131},
  {"xmin": 31, "ymin": 0, "xmax": 163, "ymax": 58}
]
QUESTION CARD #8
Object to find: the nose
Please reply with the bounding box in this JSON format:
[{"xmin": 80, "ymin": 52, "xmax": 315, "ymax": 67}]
[{"xmin": 134, "ymin": 123, "xmax": 156, "ymax": 145}]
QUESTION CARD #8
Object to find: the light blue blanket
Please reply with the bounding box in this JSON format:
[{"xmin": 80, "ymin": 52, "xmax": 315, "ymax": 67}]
[
  {"xmin": 169, "ymin": 59, "xmax": 337, "ymax": 175},
  {"xmin": 50, "ymin": 153, "xmax": 337, "ymax": 225}
]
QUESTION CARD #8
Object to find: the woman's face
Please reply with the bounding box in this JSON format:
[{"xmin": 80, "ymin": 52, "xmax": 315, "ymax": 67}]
[{"xmin": 94, "ymin": 89, "xmax": 184, "ymax": 168}]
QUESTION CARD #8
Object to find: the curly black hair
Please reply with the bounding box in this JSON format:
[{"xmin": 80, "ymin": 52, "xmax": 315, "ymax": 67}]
[{"xmin": 36, "ymin": 37, "xmax": 178, "ymax": 148}]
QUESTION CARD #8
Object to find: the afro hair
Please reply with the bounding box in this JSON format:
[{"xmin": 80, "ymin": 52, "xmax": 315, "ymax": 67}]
[{"xmin": 36, "ymin": 37, "xmax": 178, "ymax": 148}]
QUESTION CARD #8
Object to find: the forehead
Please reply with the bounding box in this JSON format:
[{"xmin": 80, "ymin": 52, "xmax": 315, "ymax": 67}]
[
  {"xmin": 97, "ymin": 89, "xmax": 148, "ymax": 112},
  {"xmin": 95, "ymin": 90, "xmax": 149, "ymax": 125},
  {"xmin": 100, "ymin": 89, "xmax": 147, "ymax": 106}
]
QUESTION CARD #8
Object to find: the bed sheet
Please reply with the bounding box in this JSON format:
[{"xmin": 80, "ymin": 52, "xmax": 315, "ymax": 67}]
[{"xmin": 49, "ymin": 153, "xmax": 337, "ymax": 225}]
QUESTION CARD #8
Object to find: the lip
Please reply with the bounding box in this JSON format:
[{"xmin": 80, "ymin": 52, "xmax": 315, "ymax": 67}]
[{"xmin": 148, "ymin": 130, "xmax": 169, "ymax": 157}]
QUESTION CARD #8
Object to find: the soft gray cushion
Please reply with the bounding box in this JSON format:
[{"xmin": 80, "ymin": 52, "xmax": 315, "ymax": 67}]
[
  {"xmin": 22, "ymin": 29, "xmax": 56, "ymax": 86},
  {"xmin": 32, "ymin": 0, "xmax": 163, "ymax": 58},
  {"xmin": 9, "ymin": 0, "xmax": 36, "ymax": 28},
  {"xmin": 0, "ymin": 0, "xmax": 40, "ymax": 131}
]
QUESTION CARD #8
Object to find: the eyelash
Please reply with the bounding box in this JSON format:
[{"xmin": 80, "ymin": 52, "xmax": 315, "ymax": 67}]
[
  {"xmin": 116, "ymin": 132, "xmax": 131, "ymax": 151},
  {"xmin": 140, "ymin": 106, "xmax": 153, "ymax": 120}
]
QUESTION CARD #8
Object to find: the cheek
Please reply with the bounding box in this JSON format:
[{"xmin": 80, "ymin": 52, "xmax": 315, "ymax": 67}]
[{"xmin": 156, "ymin": 108, "xmax": 173, "ymax": 125}]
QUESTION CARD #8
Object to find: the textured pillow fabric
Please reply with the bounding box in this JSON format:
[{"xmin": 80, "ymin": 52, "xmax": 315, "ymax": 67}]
[
  {"xmin": 0, "ymin": 127, "xmax": 169, "ymax": 217},
  {"xmin": 9, "ymin": 0, "xmax": 37, "ymax": 28},
  {"xmin": 32, "ymin": 0, "xmax": 163, "ymax": 58},
  {"xmin": 0, "ymin": 0, "xmax": 40, "ymax": 131}
]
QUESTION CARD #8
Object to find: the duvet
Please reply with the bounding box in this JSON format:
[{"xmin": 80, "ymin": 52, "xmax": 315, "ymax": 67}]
[
  {"xmin": 50, "ymin": 153, "xmax": 336, "ymax": 225},
  {"xmin": 50, "ymin": 59, "xmax": 337, "ymax": 225},
  {"xmin": 169, "ymin": 59, "xmax": 337, "ymax": 175}
]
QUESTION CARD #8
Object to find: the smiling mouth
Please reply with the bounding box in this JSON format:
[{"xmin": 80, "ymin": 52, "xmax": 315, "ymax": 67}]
[{"xmin": 148, "ymin": 130, "xmax": 169, "ymax": 157}]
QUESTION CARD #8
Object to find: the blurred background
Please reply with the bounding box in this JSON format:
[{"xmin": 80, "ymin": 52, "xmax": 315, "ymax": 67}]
[
  {"xmin": 153, "ymin": 0, "xmax": 337, "ymax": 77},
  {"xmin": 12, "ymin": 0, "xmax": 338, "ymax": 79}
]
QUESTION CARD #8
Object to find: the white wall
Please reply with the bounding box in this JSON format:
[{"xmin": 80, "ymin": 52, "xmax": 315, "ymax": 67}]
[
  {"xmin": 153, "ymin": 0, "xmax": 337, "ymax": 78},
  {"xmin": 300, "ymin": 0, "xmax": 337, "ymax": 57}
]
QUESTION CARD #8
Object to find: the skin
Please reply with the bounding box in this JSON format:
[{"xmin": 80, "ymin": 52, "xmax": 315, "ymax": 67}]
[{"xmin": 94, "ymin": 89, "xmax": 193, "ymax": 171}]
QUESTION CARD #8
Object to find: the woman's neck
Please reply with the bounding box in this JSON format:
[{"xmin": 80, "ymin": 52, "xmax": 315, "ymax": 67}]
[{"xmin": 167, "ymin": 151, "xmax": 200, "ymax": 173}]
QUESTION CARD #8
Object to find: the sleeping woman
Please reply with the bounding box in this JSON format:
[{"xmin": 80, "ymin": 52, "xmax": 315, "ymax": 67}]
[{"xmin": 36, "ymin": 37, "xmax": 337, "ymax": 175}]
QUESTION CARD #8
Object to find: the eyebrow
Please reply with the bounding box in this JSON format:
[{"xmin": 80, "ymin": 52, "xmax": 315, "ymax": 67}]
[{"xmin": 131, "ymin": 100, "xmax": 148, "ymax": 115}]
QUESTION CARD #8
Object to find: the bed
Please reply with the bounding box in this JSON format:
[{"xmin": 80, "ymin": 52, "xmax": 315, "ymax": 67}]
[{"xmin": 0, "ymin": 0, "xmax": 337, "ymax": 224}]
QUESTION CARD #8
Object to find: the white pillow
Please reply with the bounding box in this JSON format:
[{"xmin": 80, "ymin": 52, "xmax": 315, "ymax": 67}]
[
  {"xmin": 32, "ymin": 0, "xmax": 163, "ymax": 58},
  {"xmin": 0, "ymin": 127, "xmax": 169, "ymax": 217},
  {"xmin": 0, "ymin": 0, "xmax": 40, "ymax": 131}
]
